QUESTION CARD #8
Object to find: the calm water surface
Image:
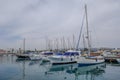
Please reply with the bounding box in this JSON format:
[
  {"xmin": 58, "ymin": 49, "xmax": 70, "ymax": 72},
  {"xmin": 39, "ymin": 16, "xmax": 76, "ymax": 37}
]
[{"xmin": 0, "ymin": 54, "xmax": 120, "ymax": 80}]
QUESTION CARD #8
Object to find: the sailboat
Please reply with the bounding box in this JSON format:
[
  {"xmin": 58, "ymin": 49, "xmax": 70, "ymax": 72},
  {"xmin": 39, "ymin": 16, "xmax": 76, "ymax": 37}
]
[
  {"xmin": 48, "ymin": 4, "xmax": 104, "ymax": 66},
  {"xmin": 16, "ymin": 38, "xmax": 30, "ymax": 59},
  {"xmin": 77, "ymin": 4, "xmax": 104, "ymax": 66}
]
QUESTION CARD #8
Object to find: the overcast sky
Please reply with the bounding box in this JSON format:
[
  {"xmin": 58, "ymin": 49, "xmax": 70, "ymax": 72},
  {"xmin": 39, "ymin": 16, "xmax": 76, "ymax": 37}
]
[{"xmin": 0, "ymin": 0, "xmax": 120, "ymax": 50}]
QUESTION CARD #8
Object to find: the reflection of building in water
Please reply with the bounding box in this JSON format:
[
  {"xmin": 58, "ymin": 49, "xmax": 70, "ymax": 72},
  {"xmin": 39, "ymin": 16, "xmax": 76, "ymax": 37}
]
[{"xmin": 45, "ymin": 63, "xmax": 106, "ymax": 80}]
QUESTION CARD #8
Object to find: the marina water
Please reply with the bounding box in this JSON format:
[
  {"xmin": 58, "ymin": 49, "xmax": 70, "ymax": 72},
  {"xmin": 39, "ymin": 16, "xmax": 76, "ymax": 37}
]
[{"xmin": 0, "ymin": 54, "xmax": 120, "ymax": 80}]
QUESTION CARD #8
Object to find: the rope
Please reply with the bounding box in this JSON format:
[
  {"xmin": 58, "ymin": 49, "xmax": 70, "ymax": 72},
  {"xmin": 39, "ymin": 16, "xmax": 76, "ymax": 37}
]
[{"xmin": 76, "ymin": 12, "xmax": 85, "ymax": 50}]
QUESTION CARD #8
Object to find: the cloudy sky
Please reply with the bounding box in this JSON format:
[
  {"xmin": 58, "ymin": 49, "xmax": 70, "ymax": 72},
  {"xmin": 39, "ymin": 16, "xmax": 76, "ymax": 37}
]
[{"xmin": 0, "ymin": 0, "xmax": 120, "ymax": 50}]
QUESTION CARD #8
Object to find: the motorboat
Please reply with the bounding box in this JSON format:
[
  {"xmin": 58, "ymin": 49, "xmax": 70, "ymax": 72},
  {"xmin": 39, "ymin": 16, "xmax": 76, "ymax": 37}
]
[
  {"xmin": 29, "ymin": 52, "xmax": 42, "ymax": 61},
  {"xmin": 41, "ymin": 51, "xmax": 54, "ymax": 62},
  {"xmin": 48, "ymin": 50, "xmax": 81, "ymax": 65}
]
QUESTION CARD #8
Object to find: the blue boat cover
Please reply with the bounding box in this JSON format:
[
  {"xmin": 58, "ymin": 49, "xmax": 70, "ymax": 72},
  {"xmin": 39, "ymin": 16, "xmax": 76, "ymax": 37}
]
[
  {"xmin": 64, "ymin": 52, "xmax": 79, "ymax": 56},
  {"xmin": 44, "ymin": 52, "xmax": 53, "ymax": 55},
  {"xmin": 55, "ymin": 52, "xmax": 63, "ymax": 55}
]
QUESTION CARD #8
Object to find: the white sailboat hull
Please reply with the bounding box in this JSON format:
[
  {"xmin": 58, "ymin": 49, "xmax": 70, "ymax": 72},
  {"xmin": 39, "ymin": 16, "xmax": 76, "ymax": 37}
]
[
  {"xmin": 77, "ymin": 56, "xmax": 105, "ymax": 66},
  {"xmin": 49, "ymin": 55, "xmax": 104, "ymax": 66},
  {"xmin": 48, "ymin": 55, "xmax": 78, "ymax": 65}
]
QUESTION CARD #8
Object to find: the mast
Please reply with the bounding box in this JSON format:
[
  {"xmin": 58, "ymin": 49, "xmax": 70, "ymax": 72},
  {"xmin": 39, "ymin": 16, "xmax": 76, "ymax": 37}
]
[
  {"xmin": 83, "ymin": 34, "xmax": 86, "ymax": 49},
  {"xmin": 45, "ymin": 37, "xmax": 48, "ymax": 50},
  {"xmin": 85, "ymin": 4, "xmax": 91, "ymax": 55},
  {"xmin": 23, "ymin": 38, "xmax": 25, "ymax": 53},
  {"xmin": 67, "ymin": 37, "xmax": 71, "ymax": 50},
  {"xmin": 56, "ymin": 38, "xmax": 59, "ymax": 50},
  {"xmin": 63, "ymin": 36, "xmax": 65, "ymax": 50},
  {"xmin": 48, "ymin": 39, "xmax": 51, "ymax": 51},
  {"xmin": 73, "ymin": 34, "xmax": 75, "ymax": 50}
]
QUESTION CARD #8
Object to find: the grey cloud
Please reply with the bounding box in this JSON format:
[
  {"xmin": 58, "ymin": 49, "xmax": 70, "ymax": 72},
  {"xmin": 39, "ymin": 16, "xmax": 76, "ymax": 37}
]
[{"xmin": 0, "ymin": 0, "xmax": 120, "ymax": 49}]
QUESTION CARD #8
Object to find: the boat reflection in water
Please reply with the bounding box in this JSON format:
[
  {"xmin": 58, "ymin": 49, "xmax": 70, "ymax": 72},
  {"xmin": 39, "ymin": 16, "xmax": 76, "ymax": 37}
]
[
  {"xmin": 45, "ymin": 63, "xmax": 106, "ymax": 80},
  {"xmin": 15, "ymin": 57, "xmax": 106, "ymax": 80}
]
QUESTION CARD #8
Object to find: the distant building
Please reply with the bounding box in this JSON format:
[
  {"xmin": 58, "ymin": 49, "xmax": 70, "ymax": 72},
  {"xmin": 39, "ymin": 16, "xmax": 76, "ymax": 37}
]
[
  {"xmin": 117, "ymin": 48, "xmax": 120, "ymax": 50},
  {"xmin": 0, "ymin": 49, "xmax": 6, "ymax": 54}
]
